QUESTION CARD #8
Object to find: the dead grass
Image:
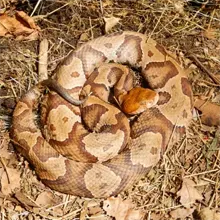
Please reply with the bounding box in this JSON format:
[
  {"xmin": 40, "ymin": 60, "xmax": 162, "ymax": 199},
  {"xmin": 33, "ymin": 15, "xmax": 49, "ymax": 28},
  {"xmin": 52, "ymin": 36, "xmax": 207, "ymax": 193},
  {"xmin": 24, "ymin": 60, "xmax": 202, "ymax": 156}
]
[{"xmin": 0, "ymin": 0, "xmax": 220, "ymax": 219}]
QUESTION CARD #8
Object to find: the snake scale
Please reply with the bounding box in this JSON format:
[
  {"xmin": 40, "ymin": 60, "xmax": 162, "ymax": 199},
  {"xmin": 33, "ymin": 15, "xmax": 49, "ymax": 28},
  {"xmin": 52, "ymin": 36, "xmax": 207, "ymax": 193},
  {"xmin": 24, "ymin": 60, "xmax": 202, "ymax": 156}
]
[{"xmin": 11, "ymin": 31, "xmax": 193, "ymax": 198}]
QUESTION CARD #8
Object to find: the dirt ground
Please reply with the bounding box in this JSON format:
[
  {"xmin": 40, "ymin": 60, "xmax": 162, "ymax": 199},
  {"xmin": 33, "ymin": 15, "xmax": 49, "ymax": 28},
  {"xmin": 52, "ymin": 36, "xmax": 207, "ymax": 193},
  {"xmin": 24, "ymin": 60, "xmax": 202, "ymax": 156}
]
[{"xmin": 0, "ymin": 0, "xmax": 220, "ymax": 219}]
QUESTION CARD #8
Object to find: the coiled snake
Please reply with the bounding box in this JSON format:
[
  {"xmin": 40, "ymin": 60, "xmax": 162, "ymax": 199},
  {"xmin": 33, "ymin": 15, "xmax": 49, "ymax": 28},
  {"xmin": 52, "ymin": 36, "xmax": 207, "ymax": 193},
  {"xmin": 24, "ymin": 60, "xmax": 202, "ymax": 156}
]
[{"xmin": 11, "ymin": 31, "xmax": 193, "ymax": 198}]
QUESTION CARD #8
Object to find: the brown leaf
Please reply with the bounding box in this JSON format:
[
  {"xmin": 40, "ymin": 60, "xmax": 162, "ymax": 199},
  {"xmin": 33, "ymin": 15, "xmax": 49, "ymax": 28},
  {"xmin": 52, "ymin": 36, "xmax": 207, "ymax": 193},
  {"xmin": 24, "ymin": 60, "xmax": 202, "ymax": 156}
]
[
  {"xmin": 174, "ymin": 1, "xmax": 185, "ymax": 14},
  {"xmin": 102, "ymin": 0, "xmax": 113, "ymax": 7},
  {"xmin": 195, "ymin": 98, "xmax": 220, "ymax": 126},
  {"xmin": 104, "ymin": 16, "xmax": 120, "ymax": 33},
  {"xmin": 35, "ymin": 191, "xmax": 58, "ymax": 208},
  {"xmin": 169, "ymin": 207, "xmax": 195, "ymax": 219},
  {"xmin": 0, "ymin": 10, "xmax": 40, "ymax": 40},
  {"xmin": 177, "ymin": 178, "xmax": 203, "ymax": 208},
  {"xmin": 199, "ymin": 207, "xmax": 220, "ymax": 220},
  {"xmin": 87, "ymin": 200, "xmax": 103, "ymax": 217},
  {"xmin": 149, "ymin": 212, "xmax": 165, "ymax": 220},
  {"xmin": 1, "ymin": 167, "xmax": 21, "ymax": 195},
  {"xmin": 203, "ymin": 28, "xmax": 218, "ymax": 39},
  {"xmin": 103, "ymin": 196, "xmax": 144, "ymax": 220},
  {"xmin": 0, "ymin": 134, "xmax": 17, "ymax": 165},
  {"xmin": 0, "ymin": 135, "xmax": 11, "ymax": 160},
  {"xmin": 14, "ymin": 191, "xmax": 39, "ymax": 209}
]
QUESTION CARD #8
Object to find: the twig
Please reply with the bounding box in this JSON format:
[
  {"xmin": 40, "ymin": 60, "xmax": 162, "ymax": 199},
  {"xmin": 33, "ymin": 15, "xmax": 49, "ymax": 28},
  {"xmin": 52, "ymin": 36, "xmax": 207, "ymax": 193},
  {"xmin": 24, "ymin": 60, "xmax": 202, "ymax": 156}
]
[
  {"xmin": 188, "ymin": 54, "xmax": 220, "ymax": 84},
  {"xmin": 33, "ymin": 3, "xmax": 70, "ymax": 20},
  {"xmin": 38, "ymin": 39, "xmax": 49, "ymax": 81},
  {"xmin": 58, "ymin": 38, "xmax": 75, "ymax": 50},
  {"xmin": 198, "ymin": 79, "xmax": 220, "ymax": 87},
  {"xmin": 0, "ymin": 157, "xmax": 10, "ymax": 184},
  {"xmin": 30, "ymin": 0, "xmax": 43, "ymax": 17},
  {"xmin": 185, "ymin": 168, "xmax": 219, "ymax": 178}
]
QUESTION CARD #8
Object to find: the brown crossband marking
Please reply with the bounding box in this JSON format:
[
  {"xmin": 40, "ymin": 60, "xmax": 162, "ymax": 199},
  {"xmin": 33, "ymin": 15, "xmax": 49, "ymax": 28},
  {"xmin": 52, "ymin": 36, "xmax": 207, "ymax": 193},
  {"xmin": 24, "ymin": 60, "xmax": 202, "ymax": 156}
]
[
  {"xmin": 47, "ymin": 122, "xmax": 98, "ymax": 163},
  {"xmin": 130, "ymin": 107, "xmax": 174, "ymax": 151},
  {"xmin": 155, "ymin": 43, "xmax": 167, "ymax": 57},
  {"xmin": 43, "ymin": 160, "xmax": 94, "ymax": 197},
  {"xmin": 76, "ymin": 45, "xmax": 107, "ymax": 73},
  {"xmin": 32, "ymin": 137, "xmax": 60, "ymax": 162},
  {"xmin": 81, "ymin": 103, "xmax": 109, "ymax": 130},
  {"xmin": 116, "ymin": 35, "xmax": 143, "ymax": 64},
  {"xmin": 157, "ymin": 91, "xmax": 171, "ymax": 105},
  {"xmin": 144, "ymin": 61, "xmax": 179, "ymax": 89},
  {"xmin": 181, "ymin": 77, "xmax": 193, "ymax": 108}
]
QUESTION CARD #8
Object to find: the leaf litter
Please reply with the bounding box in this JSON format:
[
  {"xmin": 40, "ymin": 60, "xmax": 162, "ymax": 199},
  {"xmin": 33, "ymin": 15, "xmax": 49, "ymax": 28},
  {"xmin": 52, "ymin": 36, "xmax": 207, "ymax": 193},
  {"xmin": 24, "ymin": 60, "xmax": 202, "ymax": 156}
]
[{"xmin": 0, "ymin": 10, "xmax": 40, "ymax": 40}]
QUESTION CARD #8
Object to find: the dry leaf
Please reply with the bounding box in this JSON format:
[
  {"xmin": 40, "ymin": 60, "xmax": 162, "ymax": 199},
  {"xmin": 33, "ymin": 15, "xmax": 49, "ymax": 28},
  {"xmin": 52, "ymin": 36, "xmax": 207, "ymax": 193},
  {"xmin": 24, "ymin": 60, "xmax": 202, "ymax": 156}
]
[
  {"xmin": 15, "ymin": 191, "xmax": 39, "ymax": 208},
  {"xmin": 35, "ymin": 191, "xmax": 58, "ymax": 208},
  {"xmin": 103, "ymin": 196, "xmax": 144, "ymax": 220},
  {"xmin": 149, "ymin": 212, "xmax": 165, "ymax": 220},
  {"xmin": 195, "ymin": 98, "xmax": 220, "ymax": 126},
  {"xmin": 102, "ymin": 0, "xmax": 113, "ymax": 7},
  {"xmin": 199, "ymin": 207, "xmax": 220, "ymax": 220},
  {"xmin": 177, "ymin": 178, "xmax": 203, "ymax": 208},
  {"xmin": 203, "ymin": 28, "xmax": 218, "ymax": 39},
  {"xmin": 169, "ymin": 207, "xmax": 195, "ymax": 219},
  {"xmin": 104, "ymin": 16, "xmax": 120, "ymax": 33},
  {"xmin": 174, "ymin": 1, "xmax": 185, "ymax": 14},
  {"xmin": 1, "ymin": 167, "xmax": 21, "ymax": 195},
  {"xmin": 79, "ymin": 32, "xmax": 89, "ymax": 42},
  {"xmin": 0, "ymin": 135, "xmax": 11, "ymax": 160},
  {"xmin": 0, "ymin": 11, "xmax": 40, "ymax": 40},
  {"xmin": 213, "ymin": 94, "xmax": 220, "ymax": 103}
]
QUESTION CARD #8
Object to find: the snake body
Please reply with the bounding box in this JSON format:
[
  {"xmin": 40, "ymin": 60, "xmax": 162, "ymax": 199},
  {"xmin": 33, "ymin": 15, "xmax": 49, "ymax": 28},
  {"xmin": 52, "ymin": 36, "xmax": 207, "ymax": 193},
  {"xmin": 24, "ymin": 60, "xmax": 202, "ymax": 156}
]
[{"xmin": 11, "ymin": 31, "xmax": 193, "ymax": 198}]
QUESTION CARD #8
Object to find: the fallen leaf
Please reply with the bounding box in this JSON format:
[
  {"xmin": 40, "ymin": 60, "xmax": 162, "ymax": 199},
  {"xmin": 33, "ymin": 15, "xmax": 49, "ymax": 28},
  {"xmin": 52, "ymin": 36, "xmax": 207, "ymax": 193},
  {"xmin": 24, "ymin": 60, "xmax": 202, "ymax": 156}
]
[
  {"xmin": 103, "ymin": 196, "xmax": 144, "ymax": 220},
  {"xmin": 0, "ymin": 134, "xmax": 13, "ymax": 160},
  {"xmin": 203, "ymin": 28, "xmax": 218, "ymax": 39},
  {"xmin": 194, "ymin": 98, "xmax": 220, "ymax": 126},
  {"xmin": 199, "ymin": 207, "xmax": 220, "ymax": 220},
  {"xmin": 169, "ymin": 207, "xmax": 195, "ymax": 219},
  {"xmin": 174, "ymin": 1, "xmax": 185, "ymax": 14},
  {"xmin": 177, "ymin": 178, "xmax": 203, "ymax": 208},
  {"xmin": 79, "ymin": 32, "xmax": 89, "ymax": 42},
  {"xmin": 104, "ymin": 16, "xmax": 120, "ymax": 33},
  {"xmin": 15, "ymin": 191, "xmax": 39, "ymax": 208},
  {"xmin": 1, "ymin": 167, "xmax": 21, "ymax": 195},
  {"xmin": 0, "ymin": 10, "xmax": 40, "ymax": 40},
  {"xmin": 87, "ymin": 200, "xmax": 103, "ymax": 216},
  {"xmin": 102, "ymin": 0, "xmax": 113, "ymax": 7},
  {"xmin": 149, "ymin": 212, "xmax": 165, "ymax": 220},
  {"xmin": 35, "ymin": 191, "xmax": 58, "ymax": 208},
  {"xmin": 213, "ymin": 94, "xmax": 220, "ymax": 103}
]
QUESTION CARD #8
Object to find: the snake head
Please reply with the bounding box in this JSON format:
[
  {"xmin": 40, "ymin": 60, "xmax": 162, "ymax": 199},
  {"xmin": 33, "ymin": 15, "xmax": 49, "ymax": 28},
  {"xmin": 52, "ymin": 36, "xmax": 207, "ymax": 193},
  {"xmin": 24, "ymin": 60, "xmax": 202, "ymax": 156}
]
[{"xmin": 120, "ymin": 87, "xmax": 159, "ymax": 115}]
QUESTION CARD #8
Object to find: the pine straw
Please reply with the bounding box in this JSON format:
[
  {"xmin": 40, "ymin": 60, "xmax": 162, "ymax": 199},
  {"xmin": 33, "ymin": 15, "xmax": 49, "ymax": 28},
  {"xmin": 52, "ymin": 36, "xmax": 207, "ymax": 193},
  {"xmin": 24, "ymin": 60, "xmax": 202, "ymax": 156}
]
[{"xmin": 0, "ymin": 0, "xmax": 220, "ymax": 219}]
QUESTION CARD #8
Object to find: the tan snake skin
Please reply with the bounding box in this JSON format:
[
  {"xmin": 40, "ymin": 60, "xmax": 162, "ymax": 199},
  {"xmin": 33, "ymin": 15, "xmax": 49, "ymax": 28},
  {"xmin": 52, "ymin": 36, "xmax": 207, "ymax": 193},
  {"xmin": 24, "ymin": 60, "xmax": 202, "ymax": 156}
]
[{"xmin": 11, "ymin": 31, "xmax": 193, "ymax": 198}]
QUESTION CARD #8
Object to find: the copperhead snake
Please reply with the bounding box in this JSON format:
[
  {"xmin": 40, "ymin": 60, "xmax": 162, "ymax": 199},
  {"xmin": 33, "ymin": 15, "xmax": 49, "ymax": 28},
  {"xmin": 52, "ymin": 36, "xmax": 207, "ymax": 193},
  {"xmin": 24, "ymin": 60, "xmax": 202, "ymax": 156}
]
[{"xmin": 11, "ymin": 31, "xmax": 193, "ymax": 198}]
